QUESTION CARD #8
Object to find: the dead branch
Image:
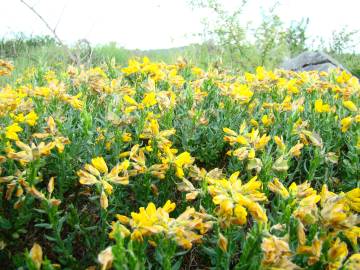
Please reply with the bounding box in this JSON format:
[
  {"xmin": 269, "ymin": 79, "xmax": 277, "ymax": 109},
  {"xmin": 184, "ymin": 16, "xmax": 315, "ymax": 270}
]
[{"xmin": 19, "ymin": 0, "xmax": 78, "ymax": 63}]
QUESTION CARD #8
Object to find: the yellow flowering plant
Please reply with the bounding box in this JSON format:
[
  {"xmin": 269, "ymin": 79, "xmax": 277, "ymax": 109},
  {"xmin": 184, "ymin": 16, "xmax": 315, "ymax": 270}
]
[
  {"xmin": 208, "ymin": 171, "xmax": 268, "ymax": 227},
  {"xmin": 78, "ymin": 157, "xmax": 130, "ymax": 209},
  {"xmin": 0, "ymin": 57, "xmax": 359, "ymax": 269},
  {"xmin": 223, "ymin": 122, "xmax": 271, "ymax": 172},
  {"xmin": 112, "ymin": 200, "xmax": 213, "ymax": 249}
]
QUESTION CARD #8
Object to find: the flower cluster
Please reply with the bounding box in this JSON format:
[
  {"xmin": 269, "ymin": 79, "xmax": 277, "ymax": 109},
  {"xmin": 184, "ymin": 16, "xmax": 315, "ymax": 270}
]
[
  {"xmin": 111, "ymin": 200, "xmax": 213, "ymax": 249},
  {"xmin": 207, "ymin": 171, "xmax": 267, "ymax": 226}
]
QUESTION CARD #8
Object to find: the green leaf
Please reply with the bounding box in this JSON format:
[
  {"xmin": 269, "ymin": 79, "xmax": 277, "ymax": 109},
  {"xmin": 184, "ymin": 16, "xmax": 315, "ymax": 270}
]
[
  {"xmin": 172, "ymin": 259, "xmax": 183, "ymax": 270},
  {"xmin": 35, "ymin": 223, "xmax": 52, "ymax": 229},
  {"xmin": 0, "ymin": 216, "xmax": 11, "ymax": 229}
]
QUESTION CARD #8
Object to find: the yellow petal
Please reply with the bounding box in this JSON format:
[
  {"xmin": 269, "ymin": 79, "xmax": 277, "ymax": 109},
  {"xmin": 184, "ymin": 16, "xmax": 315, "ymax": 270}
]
[
  {"xmin": 91, "ymin": 157, "xmax": 108, "ymax": 174},
  {"xmin": 47, "ymin": 177, "xmax": 55, "ymax": 194},
  {"xmin": 30, "ymin": 243, "xmax": 43, "ymax": 270},
  {"xmin": 100, "ymin": 190, "xmax": 109, "ymax": 209},
  {"xmin": 218, "ymin": 233, "xmax": 228, "ymax": 252},
  {"xmin": 343, "ymin": 100, "xmax": 357, "ymax": 112}
]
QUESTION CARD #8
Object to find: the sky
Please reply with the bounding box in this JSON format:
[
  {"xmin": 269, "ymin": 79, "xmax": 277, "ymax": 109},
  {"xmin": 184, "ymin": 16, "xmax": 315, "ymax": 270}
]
[{"xmin": 0, "ymin": 0, "xmax": 359, "ymax": 50}]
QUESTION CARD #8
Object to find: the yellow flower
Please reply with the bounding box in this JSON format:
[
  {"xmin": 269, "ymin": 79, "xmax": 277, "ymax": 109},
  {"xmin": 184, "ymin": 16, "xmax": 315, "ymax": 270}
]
[
  {"xmin": 345, "ymin": 188, "xmax": 360, "ymax": 212},
  {"xmin": 224, "ymin": 126, "xmax": 270, "ymax": 165},
  {"xmin": 244, "ymin": 72, "xmax": 255, "ymax": 82},
  {"xmin": 91, "ymin": 157, "xmax": 108, "ymax": 174},
  {"xmin": 274, "ymin": 136, "xmax": 286, "ymax": 151},
  {"xmin": 320, "ymin": 193, "xmax": 358, "ymax": 230},
  {"xmin": 250, "ymin": 118, "xmax": 258, "ymax": 127},
  {"xmin": 297, "ymin": 221, "xmax": 306, "ymax": 245},
  {"xmin": 297, "ymin": 236, "xmax": 322, "ymax": 265},
  {"xmin": 5, "ymin": 123, "xmax": 23, "ymax": 141},
  {"xmin": 314, "ymin": 99, "xmax": 322, "ymax": 112},
  {"xmin": 231, "ymin": 84, "xmax": 253, "ymax": 104},
  {"xmin": 343, "ymin": 100, "xmax": 358, "ymax": 112},
  {"xmin": 130, "ymin": 145, "xmax": 166, "ymax": 178},
  {"xmin": 327, "ymin": 238, "xmax": 348, "ymax": 270},
  {"xmin": 248, "ymin": 148, "xmax": 256, "ymax": 159},
  {"xmin": 261, "ymin": 115, "xmax": 273, "ymax": 126},
  {"xmin": 121, "ymin": 132, "xmax": 132, "ymax": 142},
  {"xmin": 191, "ymin": 66, "xmax": 204, "ymax": 77},
  {"xmin": 319, "ymin": 184, "xmax": 336, "ymax": 206},
  {"xmin": 78, "ymin": 158, "xmax": 129, "ymax": 209},
  {"xmin": 290, "ymin": 183, "xmax": 320, "ymax": 225},
  {"xmin": 168, "ymin": 69, "xmax": 185, "ymax": 88},
  {"xmin": 246, "ymin": 201, "xmax": 268, "ymax": 223},
  {"xmin": 142, "ymin": 92, "xmax": 157, "ymax": 107},
  {"xmin": 234, "ymin": 204, "xmax": 247, "ymax": 225},
  {"xmin": 336, "ymin": 70, "xmax": 351, "ymax": 84},
  {"xmin": 289, "ymin": 181, "xmax": 316, "ymax": 198},
  {"xmin": 60, "ymin": 93, "xmax": 84, "ymax": 110},
  {"xmin": 256, "ymin": 66, "xmax": 265, "ymax": 81},
  {"xmin": 208, "ymin": 172, "xmax": 267, "ymax": 226},
  {"xmin": 7, "ymin": 141, "xmax": 55, "ymax": 164},
  {"xmin": 268, "ymin": 178, "xmax": 289, "ymax": 199},
  {"xmin": 286, "ymin": 79, "xmax": 299, "ymax": 94},
  {"xmin": 109, "ymin": 221, "xmax": 131, "ymax": 240},
  {"xmin": 163, "ymin": 200, "xmax": 176, "ymax": 213},
  {"xmin": 140, "ymin": 118, "xmax": 175, "ymax": 148},
  {"xmin": 29, "ymin": 243, "xmax": 43, "ymax": 270},
  {"xmin": 174, "ymin": 152, "xmax": 193, "ymax": 178},
  {"xmin": 223, "ymin": 127, "xmax": 248, "ymax": 145},
  {"xmin": 100, "ymin": 190, "xmax": 109, "ymax": 209},
  {"xmin": 122, "ymin": 59, "xmax": 141, "ymax": 75},
  {"xmin": 299, "ymin": 194, "xmax": 321, "ymax": 207},
  {"xmin": 344, "ymin": 253, "xmax": 360, "ymax": 270},
  {"xmin": 254, "ymin": 134, "xmax": 271, "ymax": 150},
  {"xmin": 12, "ymin": 111, "xmax": 38, "ymax": 126},
  {"xmin": 114, "ymin": 201, "xmax": 212, "ymax": 249},
  {"xmin": 0, "ymin": 59, "xmax": 14, "ymax": 76},
  {"xmin": 24, "ymin": 111, "xmax": 38, "ymax": 126},
  {"xmin": 343, "ymin": 226, "xmax": 360, "ymax": 247},
  {"xmin": 32, "ymin": 117, "xmax": 70, "ymax": 153},
  {"xmin": 218, "ymin": 233, "xmax": 228, "ymax": 252},
  {"xmin": 161, "ymin": 148, "xmax": 194, "ymax": 178},
  {"xmin": 47, "ymin": 116, "xmax": 56, "ymax": 133},
  {"xmin": 261, "ymin": 235, "xmax": 300, "ymax": 269},
  {"xmin": 356, "ymin": 114, "xmax": 360, "ymax": 122},
  {"xmin": 340, "ymin": 117, "xmax": 352, "ymax": 132},
  {"xmin": 314, "ymin": 99, "xmax": 331, "ymax": 113}
]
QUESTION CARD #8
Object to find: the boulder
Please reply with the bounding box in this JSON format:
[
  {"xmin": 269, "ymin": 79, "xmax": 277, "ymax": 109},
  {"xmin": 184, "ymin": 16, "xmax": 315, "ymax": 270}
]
[{"xmin": 281, "ymin": 51, "xmax": 349, "ymax": 73}]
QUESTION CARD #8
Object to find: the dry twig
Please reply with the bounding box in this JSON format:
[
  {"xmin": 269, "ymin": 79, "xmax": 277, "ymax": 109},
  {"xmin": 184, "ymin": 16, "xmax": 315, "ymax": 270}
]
[{"xmin": 19, "ymin": 0, "xmax": 78, "ymax": 63}]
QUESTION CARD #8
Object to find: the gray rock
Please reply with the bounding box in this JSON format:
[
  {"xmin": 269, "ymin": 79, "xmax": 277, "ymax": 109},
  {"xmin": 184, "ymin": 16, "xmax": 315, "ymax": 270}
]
[
  {"xmin": 281, "ymin": 51, "xmax": 349, "ymax": 73},
  {"xmin": 301, "ymin": 62, "xmax": 337, "ymax": 72}
]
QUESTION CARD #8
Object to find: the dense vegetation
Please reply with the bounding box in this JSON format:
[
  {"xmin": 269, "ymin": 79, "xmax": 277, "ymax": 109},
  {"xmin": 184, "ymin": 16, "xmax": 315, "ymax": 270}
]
[{"xmin": 0, "ymin": 54, "xmax": 359, "ymax": 269}]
